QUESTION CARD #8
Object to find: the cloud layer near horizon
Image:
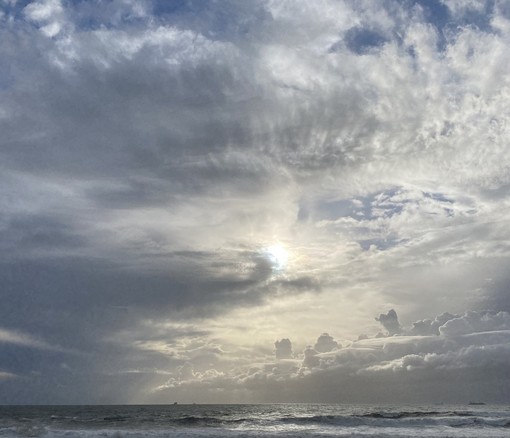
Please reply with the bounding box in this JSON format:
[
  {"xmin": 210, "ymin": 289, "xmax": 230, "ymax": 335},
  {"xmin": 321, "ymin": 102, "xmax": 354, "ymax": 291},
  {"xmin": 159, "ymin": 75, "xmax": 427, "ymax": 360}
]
[
  {"xmin": 1, "ymin": 0, "xmax": 510, "ymax": 403},
  {"xmin": 151, "ymin": 310, "xmax": 510, "ymax": 403}
]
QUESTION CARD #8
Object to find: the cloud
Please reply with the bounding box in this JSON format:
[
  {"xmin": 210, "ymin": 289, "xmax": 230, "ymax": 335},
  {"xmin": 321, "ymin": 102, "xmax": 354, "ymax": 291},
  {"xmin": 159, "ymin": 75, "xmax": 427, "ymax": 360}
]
[
  {"xmin": 150, "ymin": 310, "xmax": 510, "ymax": 403},
  {"xmin": 439, "ymin": 310, "xmax": 510, "ymax": 336},
  {"xmin": 375, "ymin": 309, "xmax": 401, "ymax": 335},
  {"xmin": 1, "ymin": 0, "xmax": 510, "ymax": 403},
  {"xmin": 302, "ymin": 346, "xmax": 319, "ymax": 368},
  {"xmin": 177, "ymin": 362, "xmax": 195, "ymax": 381},
  {"xmin": 274, "ymin": 338, "xmax": 293, "ymax": 359},
  {"xmin": 313, "ymin": 333, "xmax": 339, "ymax": 353},
  {"xmin": 0, "ymin": 371, "xmax": 17, "ymax": 380},
  {"xmin": 326, "ymin": 310, "xmax": 510, "ymax": 383},
  {"xmin": 23, "ymin": 0, "xmax": 67, "ymax": 37},
  {"xmin": 410, "ymin": 312, "xmax": 458, "ymax": 335},
  {"xmin": 0, "ymin": 328, "xmax": 57, "ymax": 351}
]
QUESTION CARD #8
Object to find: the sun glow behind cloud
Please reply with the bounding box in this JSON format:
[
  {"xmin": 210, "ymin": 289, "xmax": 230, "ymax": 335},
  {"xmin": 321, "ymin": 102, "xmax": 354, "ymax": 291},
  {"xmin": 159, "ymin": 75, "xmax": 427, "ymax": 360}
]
[{"xmin": 264, "ymin": 244, "xmax": 289, "ymax": 272}]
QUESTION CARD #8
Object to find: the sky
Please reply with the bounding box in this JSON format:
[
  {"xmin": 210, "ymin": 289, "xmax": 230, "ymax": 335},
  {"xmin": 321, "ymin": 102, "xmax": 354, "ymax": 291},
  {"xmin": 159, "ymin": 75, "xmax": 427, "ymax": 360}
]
[{"xmin": 1, "ymin": 0, "xmax": 510, "ymax": 404}]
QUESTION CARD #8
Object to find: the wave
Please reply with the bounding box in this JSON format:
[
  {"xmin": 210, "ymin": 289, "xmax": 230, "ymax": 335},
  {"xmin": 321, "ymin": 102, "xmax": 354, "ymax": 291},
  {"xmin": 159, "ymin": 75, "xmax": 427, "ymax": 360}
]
[
  {"xmin": 173, "ymin": 415, "xmax": 227, "ymax": 426},
  {"xmin": 10, "ymin": 412, "xmax": 510, "ymax": 430},
  {"xmin": 359, "ymin": 410, "xmax": 475, "ymax": 419},
  {"xmin": 276, "ymin": 412, "xmax": 510, "ymax": 429},
  {"xmin": 2, "ymin": 405, "xmax": 510, "ymax": 437},
  {"xmin": 101, "ymin": 415, "xmax": 129, "ymax": 422}
]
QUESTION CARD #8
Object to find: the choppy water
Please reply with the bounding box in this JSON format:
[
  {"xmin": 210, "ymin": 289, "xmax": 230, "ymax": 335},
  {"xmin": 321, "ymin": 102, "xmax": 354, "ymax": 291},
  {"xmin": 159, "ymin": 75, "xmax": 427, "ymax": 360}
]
[{"xmin": 0, "ymin": 403, "xmax": 509, "ymax": 437}]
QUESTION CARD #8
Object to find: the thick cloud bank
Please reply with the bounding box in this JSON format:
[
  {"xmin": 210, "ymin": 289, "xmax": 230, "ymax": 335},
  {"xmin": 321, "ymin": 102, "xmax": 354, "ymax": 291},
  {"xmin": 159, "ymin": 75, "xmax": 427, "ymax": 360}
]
[{"xmin": 153, "ymin": 310, "xmax": 510, "ymax": 403}]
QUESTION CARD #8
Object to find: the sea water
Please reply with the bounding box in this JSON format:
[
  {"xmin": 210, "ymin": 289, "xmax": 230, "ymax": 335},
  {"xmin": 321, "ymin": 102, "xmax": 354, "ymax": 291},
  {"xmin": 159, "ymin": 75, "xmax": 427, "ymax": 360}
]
[{"xmin": 0, "ymin": 403, "xmax": 509, "ymax": 437}]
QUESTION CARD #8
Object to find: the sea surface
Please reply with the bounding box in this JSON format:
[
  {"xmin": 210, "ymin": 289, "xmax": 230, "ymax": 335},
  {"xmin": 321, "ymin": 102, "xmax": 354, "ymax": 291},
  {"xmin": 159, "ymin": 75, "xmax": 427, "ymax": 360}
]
[{"xmin": 0, "ymin": 403, "xmax": 509, "ymax": 437}]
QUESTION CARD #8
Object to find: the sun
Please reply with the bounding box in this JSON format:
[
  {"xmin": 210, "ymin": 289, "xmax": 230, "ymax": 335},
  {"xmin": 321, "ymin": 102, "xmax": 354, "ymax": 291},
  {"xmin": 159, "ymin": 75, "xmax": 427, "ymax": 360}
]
[{"xmin": 265, "ymin": 244, "xmax": 289, "ymax": 272}]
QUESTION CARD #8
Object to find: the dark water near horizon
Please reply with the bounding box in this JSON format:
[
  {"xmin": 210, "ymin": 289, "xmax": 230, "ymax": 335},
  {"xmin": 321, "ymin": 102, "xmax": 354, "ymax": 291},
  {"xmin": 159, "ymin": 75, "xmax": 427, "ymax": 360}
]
[{"xmin": 0, "ymin": 403, "xmax": 509, "ymax": 437}]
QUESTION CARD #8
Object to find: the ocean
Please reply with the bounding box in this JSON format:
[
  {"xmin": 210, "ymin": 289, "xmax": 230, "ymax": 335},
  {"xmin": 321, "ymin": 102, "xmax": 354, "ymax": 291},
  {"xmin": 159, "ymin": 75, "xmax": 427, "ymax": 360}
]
[{"xmin": 0, "ymin": 403, "xmax": 509, "ymax": 437}]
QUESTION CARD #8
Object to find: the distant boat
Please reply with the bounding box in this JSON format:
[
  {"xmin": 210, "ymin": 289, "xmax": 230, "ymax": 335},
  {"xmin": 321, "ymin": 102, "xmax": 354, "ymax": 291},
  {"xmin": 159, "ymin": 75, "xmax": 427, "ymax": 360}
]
[{"xmin": 468, "ymin": 402, "xmax": 486, "ymax": 405}]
